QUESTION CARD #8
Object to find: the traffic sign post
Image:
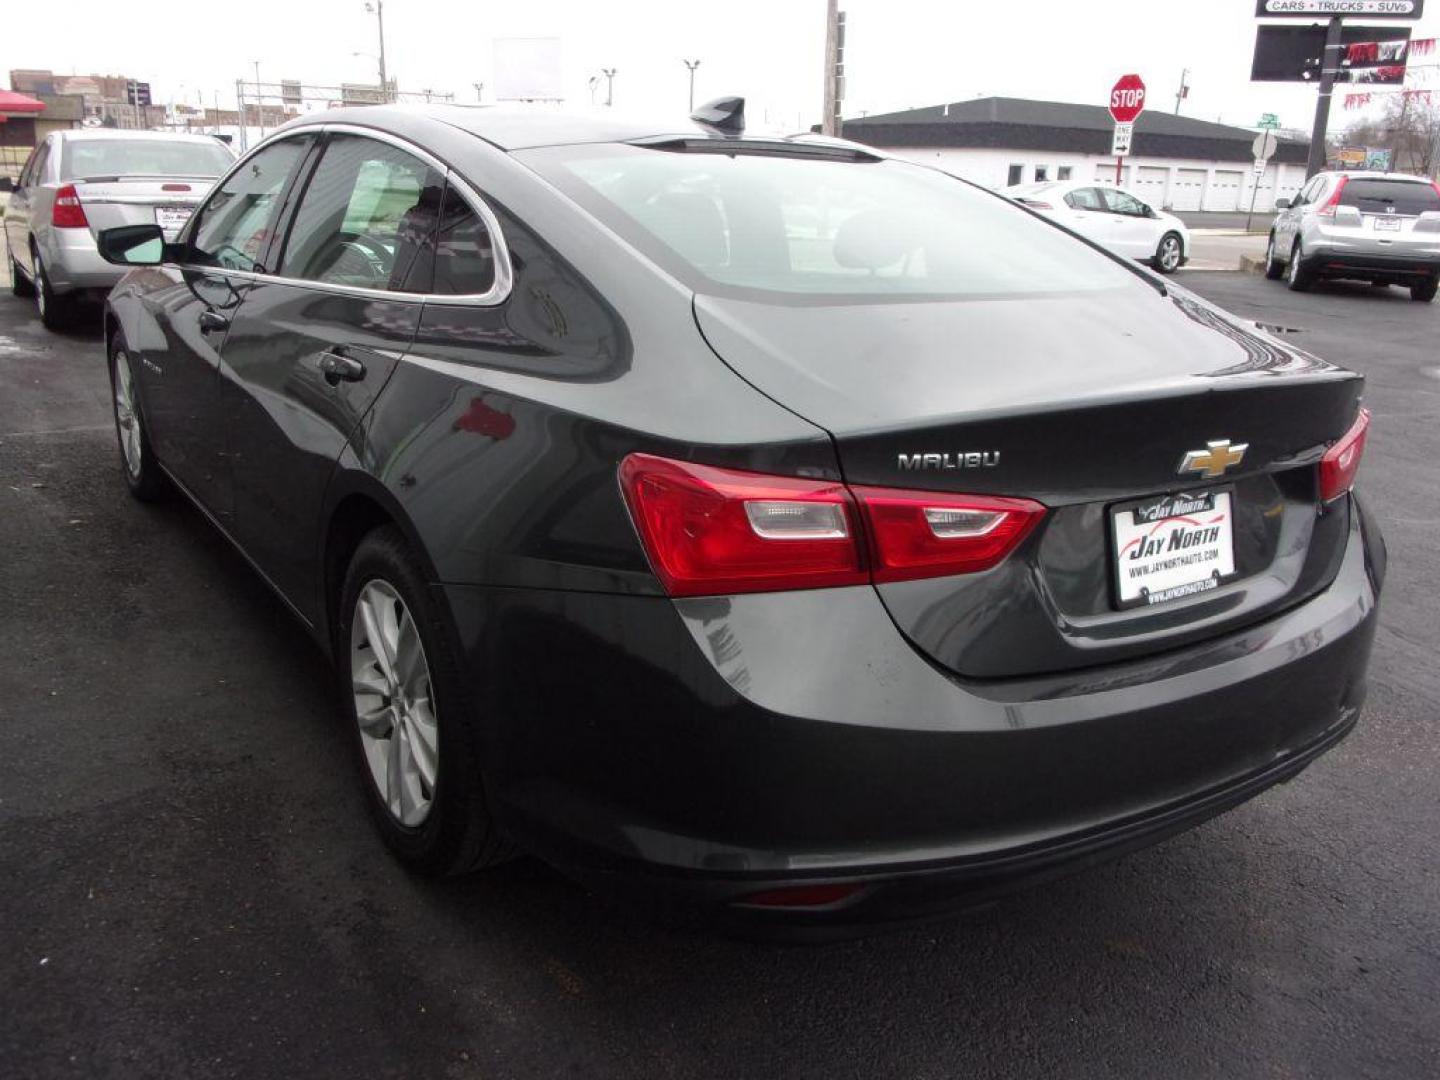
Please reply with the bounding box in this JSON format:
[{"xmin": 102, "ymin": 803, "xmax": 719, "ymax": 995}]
[
  {"xmin": 1108, "ymin": 74, "xmax": 1147, "ymax": 185},
  {"xmin": 1246, "ymin": 129, "xmax": 1281, "ymax": 233}
]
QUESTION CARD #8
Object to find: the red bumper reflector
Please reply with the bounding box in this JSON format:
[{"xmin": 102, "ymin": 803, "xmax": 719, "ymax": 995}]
[
  {"xmin": 734, "ymin": 883, "xmax": 866, "ymax": 909},
  {"xmin": 1319, "ymin": 407, "xmax": 1370, "ymax": 503}
]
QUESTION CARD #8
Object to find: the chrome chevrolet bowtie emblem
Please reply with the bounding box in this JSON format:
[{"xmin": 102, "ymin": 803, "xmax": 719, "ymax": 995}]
[{"xmin": 1179, "ymin": 439, "xmax": 1248, "ymax": 479}]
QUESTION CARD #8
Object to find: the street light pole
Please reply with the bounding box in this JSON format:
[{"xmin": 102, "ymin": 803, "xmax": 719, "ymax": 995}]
[
  {"xmin": 473, "ymin": 82, "xmax": 484, "ymax": 103},
  {"xmin": 253, "ymin": 60, "xmax": 265, "ymax": 137},
  {"xmin": 1174, "ymin": 68, "xmax": 1189, "ymax": 115},
  {"xmin": 683, "ymin": 59, "xmax": 701, "ymax": 112},
  {"xmin": 602, "ymin": 68, "xmax": 617, "ymax": 107},
  {"xmin": 366, "ymin": 1, "xmax": 389, "ymax": 100}
]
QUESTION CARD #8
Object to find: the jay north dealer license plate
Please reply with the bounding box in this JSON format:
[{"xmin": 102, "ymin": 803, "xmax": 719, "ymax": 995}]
[{"xmin": 1111, "ymin": 489, "xmax": 1236, "ymax": 608}]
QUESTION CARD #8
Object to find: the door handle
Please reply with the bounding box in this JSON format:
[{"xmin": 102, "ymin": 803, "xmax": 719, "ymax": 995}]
[
  {"xmin": 198, "ymin": 310, "xmax": 229, "ymax": 334},
  {"xmin": 318, "ymin": 350, "xmax": 366, "ymax": 385}
]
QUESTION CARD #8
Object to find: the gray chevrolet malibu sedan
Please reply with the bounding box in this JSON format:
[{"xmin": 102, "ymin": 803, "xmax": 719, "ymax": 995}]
[
  {"xmin": 4, "ymin": 128, "xmax": 233, "ymax": 329},
  {"xmin": 93, "ymin": 101, "xmax": 1384, "ymax": 934}
]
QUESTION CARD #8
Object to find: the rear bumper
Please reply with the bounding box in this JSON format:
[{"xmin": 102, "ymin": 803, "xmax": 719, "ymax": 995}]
[
  {"xmin": 444, "ymin": 496, "xmax": 1382, "ymax": 931},
  {"xmin": 40, "ymin": 227, "xmax": 124, "ymax": 292},
  {"xmin": 1303, "ymin": 245, "xmax": 1440, "ymax": 280}
]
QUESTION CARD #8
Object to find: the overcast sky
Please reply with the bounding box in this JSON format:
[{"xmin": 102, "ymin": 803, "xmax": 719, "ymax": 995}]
[{"xmin": 5, "ymin": 0, "xmax": 1439, "ymax": 135}]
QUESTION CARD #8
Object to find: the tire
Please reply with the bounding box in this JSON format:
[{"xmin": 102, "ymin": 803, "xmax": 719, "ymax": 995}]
[
  {"xmin": 108, "ymin": 336, "xmax": 169, "ymax": 501},
  {"xmin": 1411, "ymin": 277, "xmax": 1438, "ymax": 303},
  {"xmin": 8, "ymin": 246, "xmax": 35, "ymax": 298},
  {"xmin": 1263, "ymin": 233, "xmax": 1284, "ymax": 280},
  {"xmin": 1152, "ymin": 232, "xmax": 1184, "ymax": 275},
  {"xmin": 33, "ymin": 246, "xmax": 74, "ymax": 331},
  {"xmin": 1285, "ymin": 239, "xmax": 1312, "ymax": 292},
  {"xmin": 337, "ymin": 525, "xmax": 512, "ymax": 877}
]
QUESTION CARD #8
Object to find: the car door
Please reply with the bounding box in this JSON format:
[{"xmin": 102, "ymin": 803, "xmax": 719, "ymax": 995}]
[
  {"xmin": 1279, "ymin": 176, "xmax": 1320, "ymax": 246},
  {"xmin": 1098, "ymin": 188, "xmax": 1156, "ymax": 258},
  {"xmin": 4, "ymin": 141, "xmax": 48, "ymax": 277},
  {"xmin": 130, "ymin": 134, "xmax": 316, "ymax": 523},
  {"xmin": 1060, "ymin": 187, "xmax": 1111, "ymax": 246},
  {"xmin": 217, "ymin": 129, "xmax": 443, "ymax": 623}
]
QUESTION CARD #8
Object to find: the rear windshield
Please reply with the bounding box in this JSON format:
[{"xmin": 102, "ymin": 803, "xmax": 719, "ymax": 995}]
[
  {"xmin": 61, "ymin": 138, "xmax": 234, "ymax": 181},
  {"xmin": 520, "ymin": 144, "xmax": 1139, "ymax": 302},
  {"xmin": 1338, "ymin": 178, "xmax": 1440, "ymax": 216}
]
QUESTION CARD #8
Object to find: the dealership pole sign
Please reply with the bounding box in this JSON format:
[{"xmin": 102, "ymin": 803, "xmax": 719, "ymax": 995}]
[
  {"xmin": 1108, "ymin": 74, "xmax": 1146, "ymax": 184},
  {"xmin": 1256, "ymin": 1, "xmax": 1423, "ymax": 17}
]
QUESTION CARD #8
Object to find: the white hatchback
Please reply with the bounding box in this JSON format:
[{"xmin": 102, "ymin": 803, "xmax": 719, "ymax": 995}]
[{"xmin": 1003, "ymin": 180, "xmax": 1190, "ymax": 274}]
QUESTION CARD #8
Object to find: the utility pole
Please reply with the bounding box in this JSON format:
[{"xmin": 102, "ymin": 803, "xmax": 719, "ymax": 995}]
[
  {"xmin": 683, "ymin": 59, "xmax": 701, "ymax": 112},
  {"xmin": 1305, "ymin": 17, "xmax": 1344, "ymax": 179},
  {"xmin": 366, "ymin": 1, "xmax": 389, "ymax": 101},
  {"xmin": 1174, "ymin": 68, "xmax": 1189, "ymax": 114},
  {"xmin": 602, "ymin": 68, "xmax": 617, "ymax": 106},
  {"xmin": 821, "ymin": 0, "xmax": 840, "ymax": 136},
  {"xmin": 253, "ymin": 60, "xmax": 265, "ymax": 137},
  {"xmin": 473, "ymin": 82, "xmax": 484, "ymax": 103}
]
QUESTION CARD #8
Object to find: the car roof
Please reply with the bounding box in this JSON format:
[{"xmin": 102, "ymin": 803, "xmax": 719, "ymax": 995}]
[
  {"xmin": 55, "ymin": 128, "xmax": 228, "ymax": 145},
  {"xmin": 271, "ymin": 103, "xmax": 873, "ymax": 155},
  {"xmin": 1321, "ymin": 170, "xmax": 1434, "ymax": 184}
]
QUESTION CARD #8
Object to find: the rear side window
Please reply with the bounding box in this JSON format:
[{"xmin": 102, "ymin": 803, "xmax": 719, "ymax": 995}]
[
  {"xmin": 522, "ymin": 144, "xmax": 1139, "ymax": 300},
  {"xmin": 430, "ymin": 183, "xmax": 497, "ymax": 295},
  {"xmin": 1338, "ymin": 179, "xmax": 1440, "ymax": 216},
  {"xmin": 1065, "ymin": 187, "xmax": 1105, "ymax": 210},
  {"xmin": 279, "ymin": 133, "xmax": 444, "ymax": 292},
  {"xmin": 190, "ymin": 137, "xmax": 309, "ymax": 273}
]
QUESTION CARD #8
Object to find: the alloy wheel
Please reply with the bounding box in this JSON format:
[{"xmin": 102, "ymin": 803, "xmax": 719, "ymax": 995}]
[
  {"xmin": 1159, "ymin": 236, "xmax": 1181, "ymax": 272},
  {"xmin": 113, "ymin": 350, "xmax": 143, "ymax": 479},
  {"xmin": 350, "ymin": 580, "xmax": 438, "ymax": 827}
]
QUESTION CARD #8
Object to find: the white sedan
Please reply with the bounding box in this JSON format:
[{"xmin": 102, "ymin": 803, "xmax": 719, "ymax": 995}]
[{"xmin": 1002, "ymin": 180, "xmax": 1190, "ymax": 274}]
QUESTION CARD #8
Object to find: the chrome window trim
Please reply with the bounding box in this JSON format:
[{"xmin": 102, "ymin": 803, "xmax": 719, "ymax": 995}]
[{"xmin": 177, "ymin": 121, "xmax": 513, "ymax": 308}]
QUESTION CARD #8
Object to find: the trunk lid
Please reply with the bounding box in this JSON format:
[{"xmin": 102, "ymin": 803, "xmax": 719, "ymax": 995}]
[
  {"xmin": 74, "ymin": 178, "xmax": 212, "ymax": 241},
  {"xmin": 694, "ymin": 284, "xmax": 1364, "ymax": 678}
]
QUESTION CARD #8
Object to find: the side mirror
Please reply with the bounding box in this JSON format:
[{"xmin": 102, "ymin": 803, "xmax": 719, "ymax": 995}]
[
  {"xmin": 1274, "ymin": 197, "xmax": 1292, "ymax": 210},
  {"xmin": 97, "ymin": 224, "xmax": 172, "ymax": 267}
]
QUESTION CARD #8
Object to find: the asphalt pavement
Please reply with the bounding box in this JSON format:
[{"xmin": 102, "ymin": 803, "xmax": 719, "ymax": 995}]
[{"xmin": 1, "ymin": 273, "xmax": 1437, "ymax": 1080}]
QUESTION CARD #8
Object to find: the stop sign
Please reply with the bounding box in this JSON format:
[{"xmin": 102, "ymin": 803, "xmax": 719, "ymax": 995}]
[{"xmin": 1109, "ymin": 74, "xmax": 1147, "ymax": 124}]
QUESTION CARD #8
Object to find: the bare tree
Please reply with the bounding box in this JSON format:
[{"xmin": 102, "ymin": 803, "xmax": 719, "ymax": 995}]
[{"xmin": 1339, "ymin": 95, "xmax": 1440, "ymax": 175}]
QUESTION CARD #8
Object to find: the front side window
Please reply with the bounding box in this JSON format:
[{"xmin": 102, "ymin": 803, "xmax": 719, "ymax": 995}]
[
  {"xmin": 522, "ymin": 144, "xmax": 1140, "ymax": 301},
  {"xmin": 190, "ymin": 137, "xmax": 309, "ymax": 272},
  {"xmin": 279, "ymin": 133, "xmax": 443, "ymax": 292},
  {"xmin": 1102, "ymin": 189, "xmax": 1148, "ymax": 216}
]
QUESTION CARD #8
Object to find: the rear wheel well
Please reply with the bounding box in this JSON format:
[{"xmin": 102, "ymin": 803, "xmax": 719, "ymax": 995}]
[{"xmin": 324, "ymin": 495, "xmax": 397, "ymax": 642}]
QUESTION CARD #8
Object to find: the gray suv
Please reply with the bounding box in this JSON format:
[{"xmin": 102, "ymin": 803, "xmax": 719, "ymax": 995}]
[
  {"xmin": 1264, "ymin": 171, "xmax": 1440, "ymax": 301},
  {"xmin": 4, "ymin": 129, "xmax": 233, "ymax": 329}
]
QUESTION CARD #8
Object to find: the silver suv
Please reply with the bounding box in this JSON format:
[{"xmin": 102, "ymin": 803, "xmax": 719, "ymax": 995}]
[
  {"xmin": 3, "ymin": 129, "xmax": 234, "ymax": 329},
  {"xmin": 1264, "ymin": 171, "xmax": 1440, "ymax": 302}
]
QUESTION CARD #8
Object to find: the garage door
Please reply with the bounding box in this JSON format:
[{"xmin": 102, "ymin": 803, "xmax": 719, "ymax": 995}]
[
  {"xmin": 1095, "ymin": 163, "xmax": 1129, "ymax": 185},
  {"xmin": 1133, "ymin": 166, "xmax": 1168, "ymax": 206},
  {"xmin": 1170, "ymin": 169, "xmax": 1207, "ymax": 212},
  {"xmin": 1206, "ymin": 170, "xmax": 1244, "ymax": 212}
]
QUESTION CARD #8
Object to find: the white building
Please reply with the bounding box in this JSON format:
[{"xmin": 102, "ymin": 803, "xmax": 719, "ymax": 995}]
[{"xmin": 840, "ymin": 97, "xmax": 1310, "ymax": 213}]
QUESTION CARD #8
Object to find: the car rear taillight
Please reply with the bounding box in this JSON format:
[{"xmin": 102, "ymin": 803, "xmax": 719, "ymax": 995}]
[
  {"xmin": 51, "ymin": 184, "xmax": 89, "ymax": 229},
  {"xmin": 1319, "ymin": 407, "xmax": 1370, "ymax": 503},
  {"xmin": 1018, "ymin": 198, "xmax": 1055, "ymax": 210},
  {"xmin": 852, "ymin": 487, "xmax": 1048, "ymax": 583},
  {"xmin": 619, "ymin": 453, "xmax": 1047, "ymax": 596},
  {"xmin": 1315, "ymin": 175, "xmax": 1350, "ymax": 219},
  {"xmin": 618, "ymin": 454, "xmax": 867, "ymax": 596}
]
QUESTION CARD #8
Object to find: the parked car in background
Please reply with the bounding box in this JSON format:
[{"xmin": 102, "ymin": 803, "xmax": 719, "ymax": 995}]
[
  {"xmin": 3, "ymin": 129, "xmax": 234, "ymax": 329},
  {"xmin": 1264, "ymin": 171, "xmax": 1440, "ymax": 301},
  {"xmin": 1003, "ymin": 179, "xmax": 1190, "ymax": 274},
  {"xmin": 97, "ymin": 104, "xmax": 1381, "ymax": 933}
]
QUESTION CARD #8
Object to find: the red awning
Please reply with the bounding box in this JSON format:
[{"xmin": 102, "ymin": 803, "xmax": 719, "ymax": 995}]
[{"xmin": 0, "ymin": 90, "xmax": 46, "ymax": 114}]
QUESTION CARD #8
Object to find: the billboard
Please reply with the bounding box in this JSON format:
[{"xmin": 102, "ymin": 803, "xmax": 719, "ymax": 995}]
[
  {"xmin": 1256, "ymin": 0, "xmax": 1424, "ymax": 16},
  {"xmin": 1251, "ymin": 23, "xmax": 1411, "ymax": 81},
  {"xmin": 493, "ymin": 37, "xmax": 563, "ymax": 101}
]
